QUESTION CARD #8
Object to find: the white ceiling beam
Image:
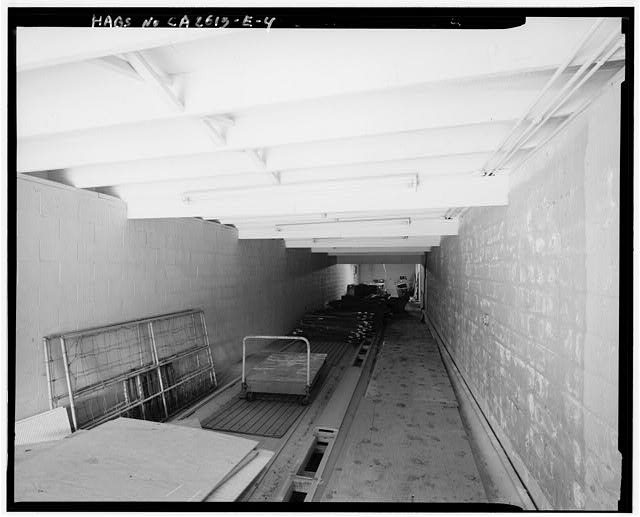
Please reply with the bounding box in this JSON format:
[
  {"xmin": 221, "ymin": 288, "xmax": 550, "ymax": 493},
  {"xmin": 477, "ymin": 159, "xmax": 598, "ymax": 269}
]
[
  {"xmin": 286, "ymin": 236, "xmax": 441, "ymax": 249},
  {"xmin": 17, "ymin": 19, "xmax": 620, "ymax": 138},
  {"xmin": 16, "ymin": 27, "xmax": 233, "ymax": 72},
  {"xmin": 19, "ymin": 120, "xmax": 526, "ymax": 176},
  {"xmin": 125, "ymin": 175, "xmax": 509, "ymax": 220},
  {"xmin": 17, "ymin": 69, "xmax": 550, "ymax": 142},
  {"xmin": 315, "ymin": 247, "xmax": 432, "ymax": 254},
  {"xmin": 180, "ymin": 20, "xmax": 611, "ymax": 120},
  {"xmin": 236, "ymin": 218, "xmax": 458, "ymax": 240},
  {"xmin": 91, "ymin": 153, "xmax": 491, "ymax": 194},
  {"xmin": 19, "ymin": 65, "xmax": 618, "ymax": 166},
  {"xmin": 122, "ymin": 51, "xmax": 183, "ymax": 111}
]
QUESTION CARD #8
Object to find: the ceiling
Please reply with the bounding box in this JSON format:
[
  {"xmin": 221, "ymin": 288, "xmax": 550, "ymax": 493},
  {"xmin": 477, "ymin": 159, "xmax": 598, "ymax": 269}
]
[{"xmin": 16, "ymin": 18, "xmax": 625, "ymax": 259}]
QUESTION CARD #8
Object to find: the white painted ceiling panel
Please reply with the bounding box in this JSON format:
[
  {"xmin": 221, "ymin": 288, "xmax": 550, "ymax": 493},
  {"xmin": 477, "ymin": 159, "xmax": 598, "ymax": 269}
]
[{"xmin": 16, "ymin": 17, "xmax": 625, "ymax": 255}]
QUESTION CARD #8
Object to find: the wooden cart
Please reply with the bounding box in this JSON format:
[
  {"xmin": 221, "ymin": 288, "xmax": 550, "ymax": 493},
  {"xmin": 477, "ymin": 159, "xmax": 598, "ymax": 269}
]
[{"xmin": 241, "ymin": 336, "xmax": 327, "ymax": 405}]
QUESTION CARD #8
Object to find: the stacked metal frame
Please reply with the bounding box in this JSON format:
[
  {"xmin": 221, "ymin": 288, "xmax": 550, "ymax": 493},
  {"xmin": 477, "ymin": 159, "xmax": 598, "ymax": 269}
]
[{"xmin": 43, "ymin": 309, "xmax": 216, "ymax": 431}]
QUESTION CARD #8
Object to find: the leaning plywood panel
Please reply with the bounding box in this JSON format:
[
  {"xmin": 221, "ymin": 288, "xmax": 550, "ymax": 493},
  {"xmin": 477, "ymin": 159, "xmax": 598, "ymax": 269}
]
[
  {"xmin": 14, "ymin": 407, "xmax": 71, "ymax": 445},
  {"xmin": 14, "ymin": 417, "xmax": 257, "ymax": 502}
]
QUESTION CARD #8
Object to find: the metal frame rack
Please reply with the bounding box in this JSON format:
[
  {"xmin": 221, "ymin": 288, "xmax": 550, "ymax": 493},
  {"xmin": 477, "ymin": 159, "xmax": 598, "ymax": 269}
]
[
  {"xmin": 44, "ymin": 309, "xmax": 216, "ymax": 431},
  {"xmin": 241, "ymin": 335, "xmax": 326, "ymax": 405}
]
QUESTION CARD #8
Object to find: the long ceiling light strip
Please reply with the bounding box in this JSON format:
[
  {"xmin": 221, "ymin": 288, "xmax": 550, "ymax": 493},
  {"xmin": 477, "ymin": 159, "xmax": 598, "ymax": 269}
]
[
  {"xmin": 274, "ymin": 217, "xmax": 411, "ymax": 232},
  {"xmin": 182, "ymin": 173, "xmax": 419, "ymax": 203}
]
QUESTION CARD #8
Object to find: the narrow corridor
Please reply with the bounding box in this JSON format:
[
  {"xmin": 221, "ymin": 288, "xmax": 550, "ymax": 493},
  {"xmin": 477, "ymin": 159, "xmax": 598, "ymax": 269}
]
[{"xmin": 320, "ymin": 307, "xmax": 487, "ymax": 502}]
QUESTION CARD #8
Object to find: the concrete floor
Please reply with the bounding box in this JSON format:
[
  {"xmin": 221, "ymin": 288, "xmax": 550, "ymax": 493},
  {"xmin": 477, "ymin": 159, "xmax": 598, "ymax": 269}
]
[
  {"xmin": 319, "ymin": 307, "xmax": 487, "ymax": 502},
  {"xmin": 171, "ymin": 305, "xmax": 531, "ymax": 505}
]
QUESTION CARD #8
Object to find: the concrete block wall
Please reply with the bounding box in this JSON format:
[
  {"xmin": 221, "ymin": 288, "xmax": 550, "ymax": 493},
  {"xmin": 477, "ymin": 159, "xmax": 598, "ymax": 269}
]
[
  {"xmin": 426, "ymin": 81, "xmax": 621, "ymax": 510},
  {"xmin": 16, "ymin": 177, "xmax": 354, "ymax": 420}
]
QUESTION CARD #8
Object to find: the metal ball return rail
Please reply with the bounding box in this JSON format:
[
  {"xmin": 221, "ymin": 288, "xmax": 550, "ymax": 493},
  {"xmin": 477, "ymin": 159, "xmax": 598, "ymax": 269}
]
[{"xmin": 241, "ymin": 336, "xmax": 327, "ymax": 405}]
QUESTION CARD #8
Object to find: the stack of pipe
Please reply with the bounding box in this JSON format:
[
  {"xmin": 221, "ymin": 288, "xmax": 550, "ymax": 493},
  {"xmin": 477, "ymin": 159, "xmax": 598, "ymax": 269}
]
[
  {"xmin": 291, "ymin": 309, "xmax": 376, "ymax": 345},
  {"xmin": 328, "ymin": 294, "xmax": 392, "ymax": 319}
]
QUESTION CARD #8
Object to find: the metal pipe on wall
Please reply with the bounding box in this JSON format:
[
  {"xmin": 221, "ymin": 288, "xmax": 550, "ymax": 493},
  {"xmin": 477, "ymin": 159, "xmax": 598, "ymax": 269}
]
[
  {"xmin": 492, "ymin": 27, "xmax": 622, "ymax": 174},
  {"xmin": 482, "ymin": 18, "xmax": 606, "ymax": 176},
  {"xmin": 43, "ymin": 338, "xmax": 54, "ymax": 411}
]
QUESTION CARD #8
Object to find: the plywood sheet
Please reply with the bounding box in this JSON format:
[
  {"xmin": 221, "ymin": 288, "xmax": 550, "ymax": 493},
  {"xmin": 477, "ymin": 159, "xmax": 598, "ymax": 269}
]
[
  {"xmin": 14, "ymin": 417, "xmax": 258, "ymax": 502},
  {"xmin": 14, "ymin": 407, "xmax": 71, "ymax": 446},
  {"xmin": 206, "ymin": 449, "xmax": 274, "ymax": 502}
]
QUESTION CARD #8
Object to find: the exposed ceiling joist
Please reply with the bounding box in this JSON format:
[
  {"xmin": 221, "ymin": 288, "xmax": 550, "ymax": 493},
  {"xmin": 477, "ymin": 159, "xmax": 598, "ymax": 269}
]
[
  {"xmin": 125, "ymin": 175, "xmax": 509, "ymax": 219},
  {"xmin": 63, "ymin": 152, "xmax": 492, "ymax": 192},
  {"xmin": 16, "ymin": 69, "xmax": 556, "ymax": 141},
  {"xmin": 19, "ymin": 119, "xmax": 534, "ymax": 175},
  {"xmin": 17, "ymin": 19, "xmax": 621, "ymax": 139},
  {"xmin": 16, "ymin": 27, "xmax": 231, "ymax": 72},
  {"xmin": 15, "ymin": 19, "xmax": 625, "ymax": 259}
]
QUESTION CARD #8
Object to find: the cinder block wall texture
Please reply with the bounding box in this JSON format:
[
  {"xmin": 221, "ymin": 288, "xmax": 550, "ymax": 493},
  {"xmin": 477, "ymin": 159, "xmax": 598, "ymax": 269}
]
[
  {"xmin": 16, "ymin": 177, "xmax": 354, "ymax": 420},
  {"xmin": 426, "ymin": 82, "xmax": 621, "ymax": 510}
]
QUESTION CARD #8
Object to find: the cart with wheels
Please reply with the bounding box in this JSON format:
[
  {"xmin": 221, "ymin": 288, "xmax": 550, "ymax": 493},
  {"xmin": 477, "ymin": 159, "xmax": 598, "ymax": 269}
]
[{"xmin": 241, "ymin": 336, "xmax": 327, "ymax": 405}]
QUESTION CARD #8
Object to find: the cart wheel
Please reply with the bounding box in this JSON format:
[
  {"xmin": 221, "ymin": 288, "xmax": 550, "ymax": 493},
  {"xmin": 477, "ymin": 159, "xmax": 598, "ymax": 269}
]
[{"xmin": 246, "ymin": 391, "xmax": 255, "ymax": 402}]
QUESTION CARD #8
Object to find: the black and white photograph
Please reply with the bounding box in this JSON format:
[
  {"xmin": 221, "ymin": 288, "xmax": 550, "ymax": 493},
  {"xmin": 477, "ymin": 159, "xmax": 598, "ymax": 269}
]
[{"xmin": 4, "ymin": 3, "xmax": 634, "ymax": 512}]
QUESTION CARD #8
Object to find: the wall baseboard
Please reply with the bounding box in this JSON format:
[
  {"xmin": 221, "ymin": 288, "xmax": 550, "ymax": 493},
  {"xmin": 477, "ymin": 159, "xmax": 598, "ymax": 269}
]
[{"xmin": 427, "ymin": 313, "xmax": 553, "ymax": 510}]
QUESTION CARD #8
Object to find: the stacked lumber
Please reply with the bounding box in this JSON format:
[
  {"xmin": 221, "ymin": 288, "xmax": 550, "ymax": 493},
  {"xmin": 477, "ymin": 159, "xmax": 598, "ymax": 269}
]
[
  {"xmin": 291, "ymin": 309, "xmax": 376, "ymax": 344},
  {"xmin": 328, "ymin": 294, "xmax": 393, "ymax": 319}
]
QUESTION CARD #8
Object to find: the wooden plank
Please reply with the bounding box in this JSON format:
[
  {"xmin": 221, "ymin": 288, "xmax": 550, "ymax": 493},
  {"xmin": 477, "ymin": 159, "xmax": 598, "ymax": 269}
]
[
  {"xmin": 315, "ymin": 367, "xmax": 362, "ymax": 432},
  {"xmin": 201, "ymin": 395, "xmax": 307, "ymax": 439},
  {"xmin": 206, "ymin": 449, "xmax": 275, "ymax": 502},
  {"xmin": 172, "ymin": 416, "xmax": 202, "ymax": 429},
  {"xmin": 14, "ymin": 417, "xmax": 258, "ymax": 502}
]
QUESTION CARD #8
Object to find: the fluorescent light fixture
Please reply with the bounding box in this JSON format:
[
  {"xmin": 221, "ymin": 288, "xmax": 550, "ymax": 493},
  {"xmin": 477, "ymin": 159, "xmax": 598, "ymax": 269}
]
[
  {"xmin": 312, "ymin": 235, "xmax": 409, "ymax": 242},
  {"xmin": 182, "ymin": 173, "xmax": 419, "ymax": 204},
  {"xmin": 274, "ymin": 217, "xmax": 411, "ymax": 232},
  {"xmin": 284, "ymin": 235, "xmax": 441, "ymax": 249}
]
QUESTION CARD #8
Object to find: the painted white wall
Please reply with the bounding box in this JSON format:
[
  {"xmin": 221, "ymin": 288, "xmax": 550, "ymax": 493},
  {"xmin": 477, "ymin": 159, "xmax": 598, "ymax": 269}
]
[{"xmin": 15, "ymin": 176, "xmax": 354, "ymax": 420}]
